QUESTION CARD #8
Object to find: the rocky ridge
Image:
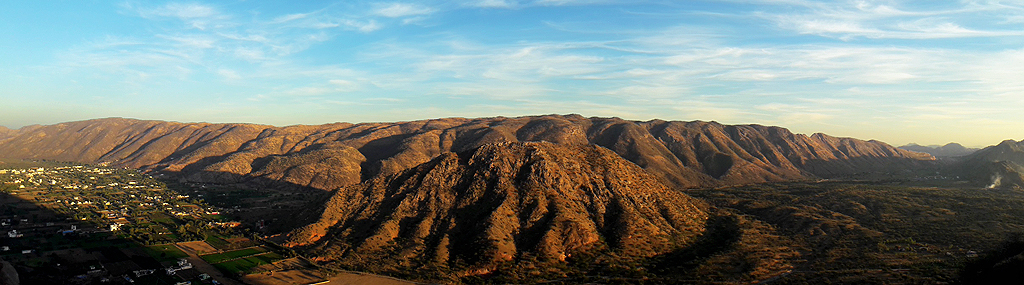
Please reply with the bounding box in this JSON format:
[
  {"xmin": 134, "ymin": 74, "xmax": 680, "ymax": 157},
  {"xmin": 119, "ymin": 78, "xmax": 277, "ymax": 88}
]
[
  {"xmin": 286, "ymin": 142, "xmax": 709, "ymax": 277},
  {"xmin": 0, "ymin": 126, "xmax": 12, "ymax": 141},
  {"xmin": 0, "ymin": 115, "xmax": 934, "ymax": 191}
]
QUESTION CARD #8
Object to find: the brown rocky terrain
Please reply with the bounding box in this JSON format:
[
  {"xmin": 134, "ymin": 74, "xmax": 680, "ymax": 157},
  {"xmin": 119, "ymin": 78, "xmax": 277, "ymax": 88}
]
[
  {"xmin": 0, "ymin": 115, "xmax": 933, "ymax": 191},
  {"xmin": 0, "ymin": 126, "xmax": 12, "ymax": 142},
  {"xmin": 286, "ymin": 142, "xmax": 710, "ymax": 279}
]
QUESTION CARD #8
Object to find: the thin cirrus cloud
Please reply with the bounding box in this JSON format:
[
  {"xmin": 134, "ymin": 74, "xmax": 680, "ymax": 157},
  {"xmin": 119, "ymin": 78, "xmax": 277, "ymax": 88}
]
[
  {"xmin": 2, "ymin": 0, "xmax": 1022, "ymax": 147},
  {"xmin": 372, "ymin": 3, "xmax": 437, "ymax": 18},
  {"xmin": 57, "ymin": 2, "xmax": 388, "ymax": 82},
  {"xmin": 759, "ymin": 0, "xmax": 1024, "ymax": 39}
]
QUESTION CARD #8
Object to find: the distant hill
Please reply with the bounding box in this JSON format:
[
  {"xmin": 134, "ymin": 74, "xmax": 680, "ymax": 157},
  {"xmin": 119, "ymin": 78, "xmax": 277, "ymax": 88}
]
[
  {"xmin": 900, "ymin": 143, "xmax": 978, "ymax": 157},
  {"xmin": 954, "ymin": 140, "xmax": 1024, "ymax": 189},
  {"xmin": 0, "ymin": 115, "xmax": 933, "ymax": 191},
  {"xmin": 286, "ymin": 142, "xmax": 710, "ymax": 278}
]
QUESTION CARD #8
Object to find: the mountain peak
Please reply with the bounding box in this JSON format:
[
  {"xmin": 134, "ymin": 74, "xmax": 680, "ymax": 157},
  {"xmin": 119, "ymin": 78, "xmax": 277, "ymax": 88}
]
[
  {"xmin": 996, "ymin": 139, "xmax": 1021, "ymax": 148},
  {"xmin": 955, "ymin": 139, "xmax": 1024, "ymax": 188},
  {"xmin": 286, "ymin": 141, "xmax": 709, "ymax": 276}
]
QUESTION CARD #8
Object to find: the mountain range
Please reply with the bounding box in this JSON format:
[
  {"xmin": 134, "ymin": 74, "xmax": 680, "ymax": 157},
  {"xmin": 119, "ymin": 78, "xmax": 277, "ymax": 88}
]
[
  {"xmin": 953, "ymin": 140, "xmax": 1024, "ymax": 189},
  {"xmin": 286, "ymin": 142, "xmax": 711, "ymax": 278},
  {"xmin": 899, "ymin": 143, "xmax": 979, "ymax": 157},
  {"xmin": 0, "ymin": 115, "xmax": 933, "ymax": 192},
  {"xmin": 1, "ymin": 115, "xmax": 975, "ymax": 282},
  {"xmin": 5, "ymin": 115, "xmax": 1024, "ymax": 283}
]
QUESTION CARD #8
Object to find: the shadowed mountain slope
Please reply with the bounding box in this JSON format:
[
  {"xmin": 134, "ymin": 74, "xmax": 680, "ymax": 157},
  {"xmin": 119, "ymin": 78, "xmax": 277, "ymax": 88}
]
[
  {"xmin": 0, "ymin": 256, "xmax": 16, "ymax": 285},
  {"xmin": 286, "ymin": 142, "xmax": 709, "ymax": 278},
  {"xmin": 955, "ymin": 140, "xmax": 1024, "ymax": 189},
  {"xmin": 0, "ymin": 115, "xmax": 933, "ymax": 190}
]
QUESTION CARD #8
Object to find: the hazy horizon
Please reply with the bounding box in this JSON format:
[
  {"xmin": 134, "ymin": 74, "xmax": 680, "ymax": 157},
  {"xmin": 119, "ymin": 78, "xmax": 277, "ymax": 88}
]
[{"xmin": 2, "ymin": 1, "xmax": 1022, "ymax": 147}]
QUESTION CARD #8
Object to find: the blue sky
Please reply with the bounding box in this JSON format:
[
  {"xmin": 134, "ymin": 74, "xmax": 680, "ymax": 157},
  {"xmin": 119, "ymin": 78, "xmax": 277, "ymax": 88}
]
[{"xmin": 0, "ymin": 0, "xmax": 1022, "ymax": 147}]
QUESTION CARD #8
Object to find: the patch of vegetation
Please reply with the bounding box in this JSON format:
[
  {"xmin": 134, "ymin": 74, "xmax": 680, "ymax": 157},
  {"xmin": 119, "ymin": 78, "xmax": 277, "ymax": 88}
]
[
  {"xmin": 205, "ymin": 235, "xmax": 232, "ymax": 250},
  {"xmin": 213, "ymin": 256, "xmax": 266, "ymax": 275},
  {"xmin": 144, "ymin": 244, "xmax": 189, "ymax": 261},
  {"xmin": 207, "ymin": 251, "xmax": 284, "ymax": 276},
  {"xmin": 689, "ymin": 181, "xmax": 1024, "ymax": 283},
  {"xmin": 652, "ymin": 214, "xmax": 742, "ymax": 274},
  {"xmin": 201, "ymin": 247, "xmax": 268, "ymax": 264}
]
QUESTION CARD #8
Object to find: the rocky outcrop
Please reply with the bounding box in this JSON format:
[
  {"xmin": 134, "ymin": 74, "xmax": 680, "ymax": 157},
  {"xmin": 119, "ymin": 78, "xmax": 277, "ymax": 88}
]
[
  {"xmin": 286, "ymin": 142, "xmax": 708, "ymax": 276},
  {"xmin": 0, "ymin": 115, "xmax": 933, "ymax": 190},
  {"xmin": 0, "ymin": 126, "xmax": 13, "ymax": 142}
]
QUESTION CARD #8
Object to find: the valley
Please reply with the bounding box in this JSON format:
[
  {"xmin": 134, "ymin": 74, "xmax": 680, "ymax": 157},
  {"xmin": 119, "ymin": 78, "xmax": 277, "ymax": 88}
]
[
  {"xmin": 691, "ymin": 181, "xmax": 1024, "ymax": 283},
  {"xmin": 0, "ymin": 160, "xmax": 328, "ymax": 285}
]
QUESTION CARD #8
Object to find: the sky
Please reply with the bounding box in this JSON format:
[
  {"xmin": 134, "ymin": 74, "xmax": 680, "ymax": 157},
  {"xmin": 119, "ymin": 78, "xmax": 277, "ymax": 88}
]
[{"xmin": 0, "ymin": 0, "xmax": 1022, "ymax": 147}]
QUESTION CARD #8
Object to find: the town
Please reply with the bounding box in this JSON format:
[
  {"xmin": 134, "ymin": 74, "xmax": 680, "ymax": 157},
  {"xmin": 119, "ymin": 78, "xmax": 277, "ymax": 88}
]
[{"xmin": 0, "ymin": 161, "xmax": 304, "ymax": 284}]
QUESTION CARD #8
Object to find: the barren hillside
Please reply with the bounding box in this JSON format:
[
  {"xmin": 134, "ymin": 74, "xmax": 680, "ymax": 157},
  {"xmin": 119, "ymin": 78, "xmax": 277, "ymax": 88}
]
[{"xmin": 0, "ymin": 115, "xmax": 934, "ymax": 191}]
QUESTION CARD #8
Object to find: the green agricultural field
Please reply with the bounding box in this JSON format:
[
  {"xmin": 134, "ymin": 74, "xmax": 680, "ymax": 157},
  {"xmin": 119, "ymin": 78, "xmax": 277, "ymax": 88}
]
[
  {"xmin": 205, "ymin": 235, "xmax": 232, "ymax": 250},
  {"xmin": 213, "ymin": 257, "xmax": 263, "ymax": 274},
  {"xmin": 255, "ymin": 251, "xmax": 283, "ymax": 262},
  {"xmin": 201, "ymin": 247, "xmax": 268, "ymax": 264},
  {"xmin": 144, "ymin": 244, "xmax": 188, "ymax": 261},
  {"xmin": 211, "ymin": 252, "xmax": 283, "ymax": 275}
]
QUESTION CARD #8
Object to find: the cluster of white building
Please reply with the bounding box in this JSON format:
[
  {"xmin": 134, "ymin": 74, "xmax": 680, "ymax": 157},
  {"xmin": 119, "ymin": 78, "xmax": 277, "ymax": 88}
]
[{"xmin": 164, "ymin": 258, "xmax": 194, "ymax": 275}]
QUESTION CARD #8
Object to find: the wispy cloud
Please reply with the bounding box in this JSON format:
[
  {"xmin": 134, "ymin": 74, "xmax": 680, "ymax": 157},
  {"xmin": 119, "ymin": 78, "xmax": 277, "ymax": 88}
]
[
  {"xmin": 24, "ymin": 0, "xmax": 1023, "ymax": 146},
  {"xmin": 341, "ymin": 19, "xmax": 382, "ymax": 32},
  {"xmin": 58, "ymin": 2, "xmax": 398, "ymax": 87},
  {"xmin": 470, "ymin": 0, "xmax": 515, "ymax": 8},
  {"xmin": 372, "ymin": 3, "xmax": 436, "ymax": 18},
  {"xmin": 272, "ymin": 12, "xmax": 314, "ymax": 23},
  {"xmin": 761, "ymin": 0, "xmax": 1024, "ymax": 39},
  {"xmin": 464, "ymin": 0, "xmax": 616, "ymax": 9},
  {"xmin": 136, "ymin": 2, "xmax": 220, "ymax": 19},
  {"xmin": 217, "ymin": 69, "xmax": 241, "ymax": 80},
  {"xmin": 128, "ymin": 2, "xmax": 231, "ymax": 30}
]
